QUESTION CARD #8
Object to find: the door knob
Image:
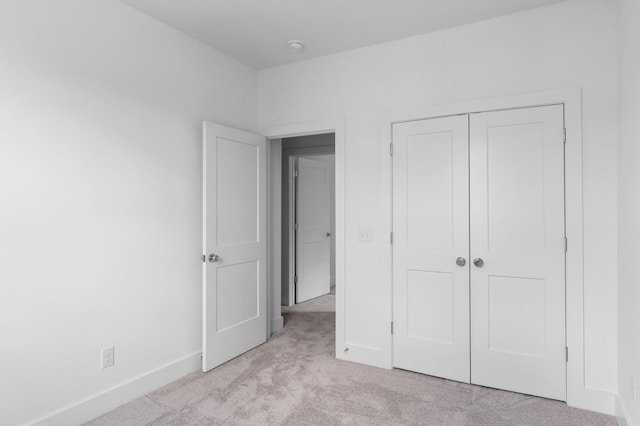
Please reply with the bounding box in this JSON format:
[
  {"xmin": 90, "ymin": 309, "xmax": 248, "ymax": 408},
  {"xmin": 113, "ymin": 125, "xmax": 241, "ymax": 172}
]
[
  {"xmin": 208, "ymin": 253, "xmax": 220, "ymax": 263},
  {"xmin": 473, "ymin": 258, "xmax": 484, "ymax": 267},
  {"xmin": 326, "ymin": 232, "xmax": 332, "ymax": 237},
  {"xmin": 456, "ymin": 257, "xmax": 466, "ymax": 267}
]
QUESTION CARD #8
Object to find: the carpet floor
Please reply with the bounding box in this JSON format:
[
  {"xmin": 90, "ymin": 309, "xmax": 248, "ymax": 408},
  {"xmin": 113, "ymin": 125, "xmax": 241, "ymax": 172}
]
[{"xmin": 87, "ymin": 295, "xmax": 615, "ymax": 425}]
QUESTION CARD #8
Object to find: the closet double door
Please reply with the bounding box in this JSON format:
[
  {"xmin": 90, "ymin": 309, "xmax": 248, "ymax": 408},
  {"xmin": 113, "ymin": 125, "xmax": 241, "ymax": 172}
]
[{"xmin": 392, "ymin": 105, "xmax": 566, "ymax": 401}]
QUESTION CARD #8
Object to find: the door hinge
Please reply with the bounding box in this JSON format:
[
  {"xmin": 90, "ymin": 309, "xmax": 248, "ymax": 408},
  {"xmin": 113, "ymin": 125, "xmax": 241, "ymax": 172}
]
[
  {"xmin": 294, "ymin": 276, "xmax": 298, "ymax": 284},
  {"xmin": 294, "ymin": 170, "xmax": 299, "ymax": 178},
  {"xmin": 566, "ymin": 346, "xmax": 569, "ymax": 362},
  {"xmin": 390, "ymin": 232, "xmax": 393, "ymax": 245},
  {"xmin": 201, "ymin": 254, "xmax": 206, "ymax": 263},
  {"xmin": 563, "ymin": 128, "xmax": 566, "ymax": 144},
  {"xmin": 294, "ymin": 223, "xmax": 299, "ymax": 231},
  {"xmin": 565, "ymin": 236, "xmax": 568, "ymax": 253},
  {"xmin": 390, "ymin": 143, "xmax": 393, "ymax": 156},
  {"xmin": 391, "ymin": 321, "xmax": 394, "ymax": 335}
]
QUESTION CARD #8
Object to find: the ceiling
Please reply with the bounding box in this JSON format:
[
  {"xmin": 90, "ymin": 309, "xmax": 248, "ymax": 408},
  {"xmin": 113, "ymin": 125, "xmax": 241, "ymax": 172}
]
[{"xmin": 120, "ymin": 0, "xmax": 567, "ymax": 70}]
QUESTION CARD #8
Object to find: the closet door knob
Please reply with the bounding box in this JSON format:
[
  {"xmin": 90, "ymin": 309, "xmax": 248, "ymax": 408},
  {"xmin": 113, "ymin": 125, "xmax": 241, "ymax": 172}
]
[
  {"xmin": 456, "ymin": 257, "xmax": 466, "ymax": 267},
  {"xmin": 473, "ymin": 258, "xmax": 484, "ymax": 267}
]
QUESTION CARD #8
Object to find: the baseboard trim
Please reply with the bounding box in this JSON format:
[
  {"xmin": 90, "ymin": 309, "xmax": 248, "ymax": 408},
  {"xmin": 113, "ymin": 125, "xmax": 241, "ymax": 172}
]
[
  {"xmin": 31, "ymin": 351, "xmax": 202, "ymax": 426},
  {"xmin": 271, "ymin": 315, "xmax": 284, "ymax": 334},
  {"xmin": 616, "ymin": 394, "xmax": 635, "ymax": 426}
]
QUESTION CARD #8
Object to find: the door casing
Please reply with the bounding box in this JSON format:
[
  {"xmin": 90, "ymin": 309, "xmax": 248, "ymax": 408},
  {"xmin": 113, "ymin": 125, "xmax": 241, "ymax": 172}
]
[
  {"xmin": 264, "ymin": 119, "xmax": 346, "ymax": 357},
  {"xmin": 380, "ymin": 89, "xmax": 608, "ymax": 413},
  {"xmin": 282, "ymin": 148, "xmax": 335, "ymax": 307}
]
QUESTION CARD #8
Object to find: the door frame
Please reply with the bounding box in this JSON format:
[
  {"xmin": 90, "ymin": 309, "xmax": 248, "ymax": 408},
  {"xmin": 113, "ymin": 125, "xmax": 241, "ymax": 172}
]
[
  {"xmin": 264, "ymin": 119, "xmax": 345, "ymax": 354},
  {"xmin": 380, "ymin": 88, "xmax": 607, "ymax": 413},
  {"xmin": 287, "ymin": 156, "xmax": 296, "ymax": 307}
]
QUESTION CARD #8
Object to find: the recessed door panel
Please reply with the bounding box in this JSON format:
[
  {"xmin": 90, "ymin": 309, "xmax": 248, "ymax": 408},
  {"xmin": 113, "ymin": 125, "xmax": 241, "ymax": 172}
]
[
  {"xmin": 470, "ymin": 105, "xmax": 566, "ymax": 401},
  {"xmin": 393, "ymin": 115, "xmax": 470, "ymax": 384},
  {"xmin": 407, "ymin": 270, "xmax": 454, "ymax": 343},
  {"xmin": 216, "ymin": 261, "xmax": 259, "ymax": 332},
  {"xmin": 407, "ymin": 132, "xmax": 453, "ymax": 249},
  {"xmin": 216, "ymin": 138, "xmax": 259, "ymax": 247},
  {"xmin": 487, "ymin": 123, "xmax": 546, "ymax": 253},
  {"xmin": 487, "ymin": 275, "xmax": 546, "ymax": 357}
]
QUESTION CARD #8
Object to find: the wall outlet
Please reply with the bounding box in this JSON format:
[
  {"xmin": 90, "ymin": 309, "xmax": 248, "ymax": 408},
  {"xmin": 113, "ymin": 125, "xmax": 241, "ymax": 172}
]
[
  {"xmin": 632, "ymin": 376, "xmax": 637, "ymax": 401},
  {"xmin": 101, "ymin": 346, "xmax": 114, "ymax": 369}
]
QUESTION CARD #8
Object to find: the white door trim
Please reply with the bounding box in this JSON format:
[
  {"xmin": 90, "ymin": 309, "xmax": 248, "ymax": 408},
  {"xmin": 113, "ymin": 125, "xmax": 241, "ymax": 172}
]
[
  {"xmin": 287, "ymin": 156, "xmax": 297, "ymax": 307},
  {"xmin": 380, "ymin": 88, "xmax": 612, "ymax": 414},
  {"xmin": 263, "ymin": 119, "xmax": 346, "ymax": 359}
]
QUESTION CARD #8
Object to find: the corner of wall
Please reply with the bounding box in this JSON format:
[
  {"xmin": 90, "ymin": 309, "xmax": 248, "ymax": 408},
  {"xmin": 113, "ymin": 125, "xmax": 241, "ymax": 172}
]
[
  {"xmin": 616, "ymin": 394, "xmax": 635, "ymax": 426},
  {"xmin": 271, "ymin": 316, "xmax": 284, "ymax": 334}
]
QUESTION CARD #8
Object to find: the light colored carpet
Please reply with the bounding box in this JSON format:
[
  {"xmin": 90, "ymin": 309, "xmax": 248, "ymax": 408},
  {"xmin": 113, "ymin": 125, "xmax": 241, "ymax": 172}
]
[
  {"xmin": 87, "ymin": 300, "xmax": 615, "ymax": 425},
  {"xmin": 282, "ymin": 294, "xmax": 335, "ymax": 313}
]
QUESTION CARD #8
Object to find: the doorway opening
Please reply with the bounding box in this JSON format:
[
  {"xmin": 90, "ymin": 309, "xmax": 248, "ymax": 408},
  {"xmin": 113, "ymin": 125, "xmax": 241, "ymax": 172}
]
[
  {"xmin": 281, "ymin": 134, "xmax": 335, "ymax": 310},
  {"xmin": 265, "ymin": 118, "xmax": 343, "ymax": 355}
]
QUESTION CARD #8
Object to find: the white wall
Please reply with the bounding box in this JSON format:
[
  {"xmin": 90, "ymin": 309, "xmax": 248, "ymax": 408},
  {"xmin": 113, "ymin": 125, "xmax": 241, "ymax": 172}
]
[
  {"xmin": 258, "ymin": 0, "xmax": 618, "ymax": 411},
  {"xmin": 617, "ymin": 0, "xmax": 640, "ymax": 424},
  {"xmin": 0, "ymin": 1, "xmax": 257, "ymax": 425}
]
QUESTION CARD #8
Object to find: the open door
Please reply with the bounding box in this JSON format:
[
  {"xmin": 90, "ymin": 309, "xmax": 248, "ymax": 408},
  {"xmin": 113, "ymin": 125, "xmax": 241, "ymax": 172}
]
[
  {"xmin": 202, "ymin": 122, "xmax": 267, "ymax": 372},
  {"xmin": 295, "ymin": 157, "xmax": 332, "ymax": 303}
]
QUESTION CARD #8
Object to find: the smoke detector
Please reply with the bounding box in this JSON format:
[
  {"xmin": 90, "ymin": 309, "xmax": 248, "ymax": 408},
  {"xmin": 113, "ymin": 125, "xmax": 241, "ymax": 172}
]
[{"xmin": 288, "ymin": 40, "xmax": 305, "ymax": 52}]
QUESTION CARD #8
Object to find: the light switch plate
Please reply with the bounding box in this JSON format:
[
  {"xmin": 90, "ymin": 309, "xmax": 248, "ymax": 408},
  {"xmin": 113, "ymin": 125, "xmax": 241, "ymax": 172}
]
[{"xmin": 358, "ymin": 228, "xmax": 373, "ymax": 242}]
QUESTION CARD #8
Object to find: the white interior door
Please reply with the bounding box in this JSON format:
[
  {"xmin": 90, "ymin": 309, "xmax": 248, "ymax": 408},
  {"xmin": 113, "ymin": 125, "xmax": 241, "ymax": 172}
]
[
  {"xmin": 295, "ymin": 157, "xmax": 331, "ymax": 303},
  {"xmin": 203, "ymin": 122, "xmax": 267, "ymax": 372},
  {"xmin": 469, "ymin": 105, "xmax": 566, "ymax": 400},
  {"xmin": 392, "ymin": 115, "xmax": 471, "ymax": 383}
]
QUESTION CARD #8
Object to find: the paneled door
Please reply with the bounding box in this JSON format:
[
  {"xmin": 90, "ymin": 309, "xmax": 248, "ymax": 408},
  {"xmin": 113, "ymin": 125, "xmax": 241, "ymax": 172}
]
[
  {"xmin": 392, "ymin": 105, "xmax": 566, "ymax": 400},
  {"xmin": 296, "ymin": 157, "xmax": 332, "ymax": 303},
  {"xmin": 469, "ymin": 105, "xmax": 566, "ymax": 400},
  {"xmin": 392, "ymin": 115, "xmax": 471, "ymax": 383},
  {"xmin": 202, "ymin": 122, "xmax": 267, "ymax": 372}
]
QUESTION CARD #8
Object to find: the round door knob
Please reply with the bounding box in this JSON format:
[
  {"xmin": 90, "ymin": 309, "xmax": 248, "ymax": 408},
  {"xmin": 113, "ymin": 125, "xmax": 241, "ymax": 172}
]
[
  {"xmin": 456, "ymin": 257, "xmax": 466, "ymax": 267},
  {"xmin": 473, "ymin": 258, "xmax": 484, "ymax": 267},
  {"xmin": 208, "ymin": 253, "xmax": 220, "ymax": 263}
]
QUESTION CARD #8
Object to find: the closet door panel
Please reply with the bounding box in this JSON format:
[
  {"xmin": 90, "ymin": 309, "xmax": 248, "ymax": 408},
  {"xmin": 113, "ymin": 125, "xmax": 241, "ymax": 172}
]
[
  {"xmin": 469, "ymin": 105, "xmax": 566, "ymax": 401},
  {"xmin": 392, "ymin": 115, "xmax": 470, "ymax": 383}
]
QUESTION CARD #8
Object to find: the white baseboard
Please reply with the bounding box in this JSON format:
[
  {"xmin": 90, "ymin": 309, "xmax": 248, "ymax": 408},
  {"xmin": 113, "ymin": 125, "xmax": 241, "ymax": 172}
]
[
  {"xmin": 271, "ymin": 315, "xmax": 284, "ymax": 334},
  {"xmin": 616, "ymin": 394, "xmax": 635, "ymax": 426},
  {"xmin": 31, "ymin": 351, "xmax": 202, "ymax": 426}
]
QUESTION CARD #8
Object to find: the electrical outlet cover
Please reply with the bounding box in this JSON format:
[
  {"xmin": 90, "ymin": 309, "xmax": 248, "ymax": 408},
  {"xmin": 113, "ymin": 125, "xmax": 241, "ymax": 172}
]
[{"xmin": 102, "ymin": 346, "xmax": 114, "ymax": 369}]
